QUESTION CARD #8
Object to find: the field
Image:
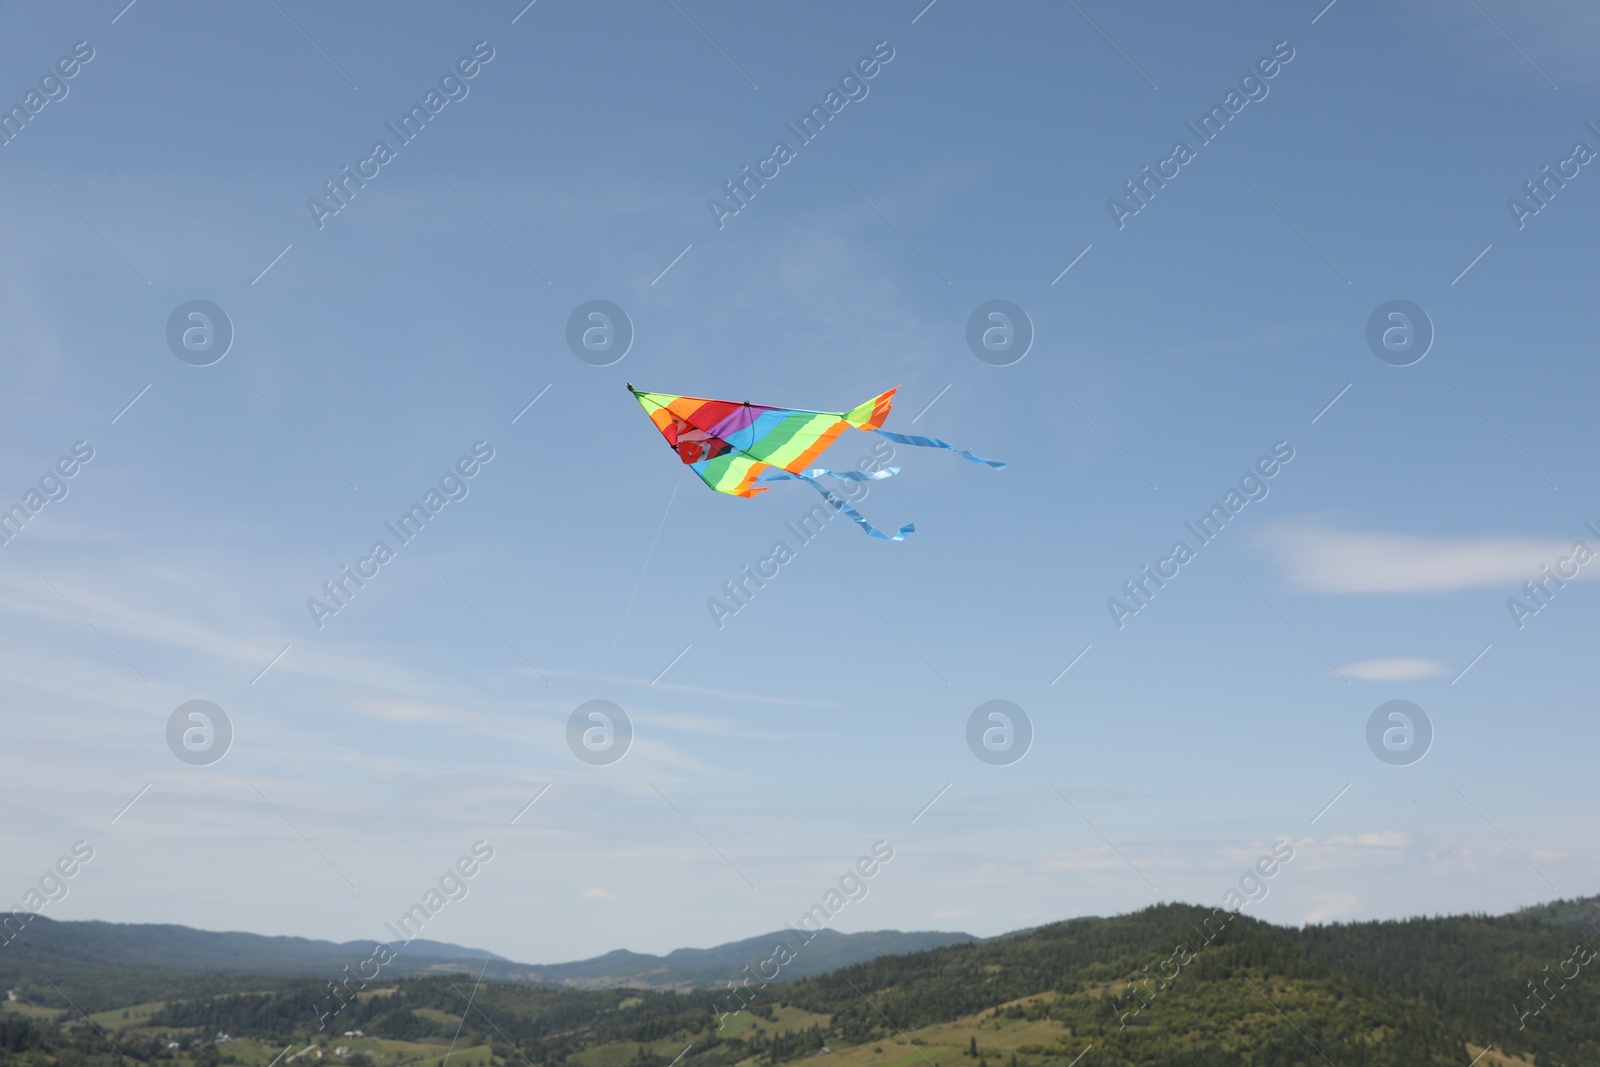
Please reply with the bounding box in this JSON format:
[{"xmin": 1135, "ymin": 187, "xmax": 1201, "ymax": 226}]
[
  {"xmin": 35, "ymin": 1005, "xmax": 503, "ymax": 1067},
  {"xmin": 15, "ymin": 985, "xmax": 1548, "ymax": 1067},
  {"xmin": 4, "ymin": 901, "xmax": 1597, "ymax": 1066}
]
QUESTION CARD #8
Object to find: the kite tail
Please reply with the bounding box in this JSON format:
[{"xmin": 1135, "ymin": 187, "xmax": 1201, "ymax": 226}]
[
  {"xmin": 759, "ymin": 466, "xmax": 900, "ymax": 484},
  {"xmin": 758, "ymin": 470, "xmax": 914, "ymax": 541},
  {"xmin": 871, "ymin": 429, "xmax": 1007, "ymax": 469}
]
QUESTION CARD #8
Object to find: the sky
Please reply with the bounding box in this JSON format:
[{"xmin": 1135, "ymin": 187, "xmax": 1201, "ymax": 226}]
[{"xmin": 2, "ymin": 0, "xmax": 1599, "ymax": 967}]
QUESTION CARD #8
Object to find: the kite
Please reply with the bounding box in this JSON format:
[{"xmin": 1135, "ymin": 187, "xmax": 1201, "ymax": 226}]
[{"xmin": 627, "ymin": 384, "xmax": 1004, "ymax": 540}]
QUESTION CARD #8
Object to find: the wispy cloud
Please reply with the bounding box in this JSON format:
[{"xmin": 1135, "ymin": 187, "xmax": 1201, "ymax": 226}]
[
  {"xmin": 1426, "ymin": 0, "xmax": 1590, "ymax": 89},
  {"xmin": 1262, "ymin": 521, "xmax": 1586, "ymax": 593},
  {"xmin": 1336, "ymin": 657, "xmax": 1448, "ymax": 681},
  {"xmin": 351, "ymin": 697, "xmax": 488, "ymax": 724},
  {"xmin": 1323, "ymin": 830, "xmax": 1412, "ymax": 849},
  {"xmin": 1302, "ymin": 895, "xmax": 1359, "ymax": 924}
]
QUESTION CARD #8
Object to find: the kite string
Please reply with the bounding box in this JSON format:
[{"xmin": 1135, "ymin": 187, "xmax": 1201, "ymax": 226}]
[{"xmin": 593, "ymin": 470, "xmax": 682, "ymax": 697}]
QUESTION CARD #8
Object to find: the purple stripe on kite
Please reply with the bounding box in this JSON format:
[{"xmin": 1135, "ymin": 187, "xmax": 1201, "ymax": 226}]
[{"xmin": 705, "ymin": 404, "xmax": 776, "ymax": 441}]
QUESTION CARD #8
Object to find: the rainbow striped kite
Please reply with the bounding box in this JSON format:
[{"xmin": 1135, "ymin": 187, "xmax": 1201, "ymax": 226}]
[{"xmin": 627, "ymin": 384, "xmax": 1004, "ymax": 540}]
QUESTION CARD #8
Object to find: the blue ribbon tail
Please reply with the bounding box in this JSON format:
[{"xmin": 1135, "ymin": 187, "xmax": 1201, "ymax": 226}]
[
  {"xmin": 872, "ymin": 429, "xmax": 1006, "ymax": 469},
  {"xmin": 758, "ymin": 466, "xmax": 900, "ymax": 484},
  {"xmin": 759, "ymin": 470, "xmax": 914, "ymax": 541}
]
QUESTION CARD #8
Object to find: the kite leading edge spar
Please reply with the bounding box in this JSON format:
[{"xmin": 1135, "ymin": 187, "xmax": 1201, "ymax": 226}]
[{"xmin": 627, "ymin": 384, "xmax": 1004, "ymax": 541}]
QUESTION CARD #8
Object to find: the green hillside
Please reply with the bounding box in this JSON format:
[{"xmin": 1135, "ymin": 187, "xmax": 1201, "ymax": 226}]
[
  {"xmin": 0, "ymin": 916, "xmax": 501, "ymax": 982},
  {"xmin": 1513, "ymin": 895, "xmax": 1600, "ymax": 936},
  {"xmin": 0, "ymin": 917, "xmax": 970, "ymax": 993},
  {"xmin": 2, "ymin": 900, "xmax": 1596, "ymax": 1067}
]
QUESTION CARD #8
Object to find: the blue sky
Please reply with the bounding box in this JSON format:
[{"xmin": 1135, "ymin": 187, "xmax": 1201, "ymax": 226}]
[{"xmin": 2, "ymin": 0, "xmax": 1599, "ymax": 966}]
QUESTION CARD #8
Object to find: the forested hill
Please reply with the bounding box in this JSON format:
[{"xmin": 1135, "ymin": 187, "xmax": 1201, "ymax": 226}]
[
  {"xmin": 1, "ymin": 898, "xmax": 1596, "ymax": 1067},
  {"xmin": 0, "ymin": 915, "xmax": 501, "ymax": 978},
  {"xmin": 0, "ymin": 914, "xmax": 972, "ymax": 991},
  {"xmin": 1512, "ymin": 894, "xmax": 1600, "ymax": 933},
  {"xmin": 782, "ymin": 901, "xmax": 1599, "ymax": 1065},
  {"xmin": 1285, "ymin": 912, "xmax": 1600, "ymax": 1065}
]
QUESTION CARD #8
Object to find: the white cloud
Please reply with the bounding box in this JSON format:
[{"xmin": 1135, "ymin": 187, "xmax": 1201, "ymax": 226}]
[
  {"xmin": 1041, "ymin": 847, "xmax": 1145, "ymax": 874},
  {"xmin": 1425, "ymin": 0, "xmax": 1600, "ymax": 91},
  {"xmin": 1336, "ymin": 658, "xmax": 1448, "ymax": 681},
  {"xmin": 931, "ymin": 908, "xmax": 973, "ymax": 919},
  {"xmin": 583, "ymin": 887, "xmax": 616, "ymax": 900},
  {"xmin": 1262, "ymin": 521, "xmax": 1591, "ymax": 593},
  {"xmin": 353, "ymin": 698, "xmax": 485, "ymax": 724},
  {"xmin": 1324, "ymin": 831, "xmax": 1412, "ymax": 849},
  {"xmin": 1302, "ymin": 896, "xmax": 1359, "ymax": 925}
]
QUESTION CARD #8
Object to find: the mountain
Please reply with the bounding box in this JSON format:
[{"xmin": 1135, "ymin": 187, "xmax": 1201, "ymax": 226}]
[
  {"xmin": 0, "ymin": 916, "xmax": 502, "ymax": 981},
  {"xmin": 8, "ymin": 898, "xmax": 1599, "ymax": 1067},
  {"xmin": 1513, "ymin": 894, "xmax": 1600, "ymax": 934},
  {"xmin": 518, "ymin": 928, "xmax": 976, "ymax": 990},
  {"xmin": 0, "ymin": 914, "xmax": 971, "ymax": 991}
]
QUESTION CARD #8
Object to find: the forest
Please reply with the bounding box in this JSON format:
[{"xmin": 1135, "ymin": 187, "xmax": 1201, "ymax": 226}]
[{"xmin": 2, "ymin": 898, "xmax": 1596, "ymax": 1067}]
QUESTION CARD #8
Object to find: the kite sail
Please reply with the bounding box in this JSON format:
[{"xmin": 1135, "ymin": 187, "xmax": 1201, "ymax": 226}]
[{"xmin": 627, "ymin": 384, "xmax": 1004, "ymax": 540}]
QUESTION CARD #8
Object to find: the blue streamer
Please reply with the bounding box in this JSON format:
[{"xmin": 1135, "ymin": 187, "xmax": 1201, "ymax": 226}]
[
  {"xmin": 871, "ymin": 429, "xmax": 1006, "ymax": 469},
  {"xmin": 758, "ymin": 466, "xmax": 900, "ymax": 484},
  {"xmin": 757, "ymin": 470, "xmax": 914, "ymax": 541}
]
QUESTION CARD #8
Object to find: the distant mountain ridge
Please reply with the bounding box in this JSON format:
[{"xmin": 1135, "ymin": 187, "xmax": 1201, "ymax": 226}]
[
  {"xmin": 4, "ymin": 893, "xmax": 1594, "ymax": 993},
  {"xmin": 6, "ymin": 896, "xmax": 1600, "ymax": 1067},
  {"xmin": 522, "ymin": 928, "xmax": 977, "ymax": 990},
  {"xmin": 0, "ymin": 917, "xmax": 503, "ymax": 980},
  {"xmin": 11, "ymin": 895, "xmax": 1598, "ymax": 1067},
  {"xmin": 0, "ymin": 915, "xmax": 972, "ymax": 990}
]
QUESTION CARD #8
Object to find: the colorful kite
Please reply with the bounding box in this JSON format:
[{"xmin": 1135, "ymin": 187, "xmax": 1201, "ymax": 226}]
[{"xmin": 627, "ymin": 384, "xmax": 1004, "ymax": 540}]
